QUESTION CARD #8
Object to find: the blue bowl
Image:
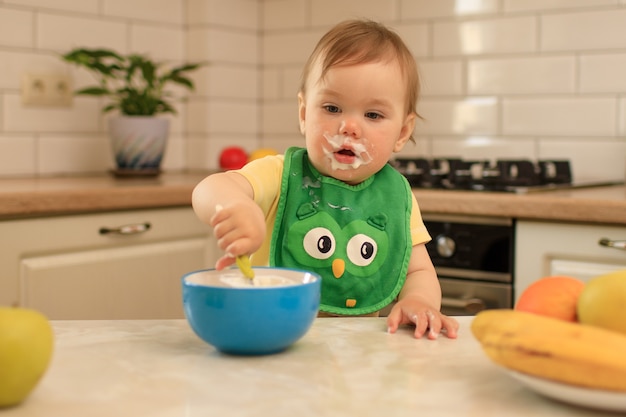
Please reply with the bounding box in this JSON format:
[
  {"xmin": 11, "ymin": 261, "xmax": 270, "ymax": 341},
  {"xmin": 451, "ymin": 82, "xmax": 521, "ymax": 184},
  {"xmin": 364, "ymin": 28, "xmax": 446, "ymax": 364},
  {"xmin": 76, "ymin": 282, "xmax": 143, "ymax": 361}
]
[{"xmin": 182, "ymin": 267, "xmax": 321, "ymax": 355}]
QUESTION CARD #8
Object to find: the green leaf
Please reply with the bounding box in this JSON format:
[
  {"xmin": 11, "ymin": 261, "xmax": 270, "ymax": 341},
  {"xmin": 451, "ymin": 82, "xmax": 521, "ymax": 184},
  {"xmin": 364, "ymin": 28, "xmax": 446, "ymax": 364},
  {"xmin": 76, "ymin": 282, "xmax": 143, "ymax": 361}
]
[
  {"xmin": 61, "ymin": 47, "xmax": 205, "ymax": 115},
  {"xmin": 74, "ymin": 87, "xmax": 110, "ymax": 96}
]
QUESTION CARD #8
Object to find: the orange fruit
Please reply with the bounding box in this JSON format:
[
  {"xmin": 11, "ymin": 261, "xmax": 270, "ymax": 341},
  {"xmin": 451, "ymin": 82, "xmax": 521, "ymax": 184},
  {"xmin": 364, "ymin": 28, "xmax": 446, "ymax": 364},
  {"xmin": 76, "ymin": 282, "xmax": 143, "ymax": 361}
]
[
  {"xmin": 248, "ymin": 148, "xmax": 278, "ymax": 162},
  {"xmin": 515, "ymin": 275, "xmax": 585, "ymax": 322}
]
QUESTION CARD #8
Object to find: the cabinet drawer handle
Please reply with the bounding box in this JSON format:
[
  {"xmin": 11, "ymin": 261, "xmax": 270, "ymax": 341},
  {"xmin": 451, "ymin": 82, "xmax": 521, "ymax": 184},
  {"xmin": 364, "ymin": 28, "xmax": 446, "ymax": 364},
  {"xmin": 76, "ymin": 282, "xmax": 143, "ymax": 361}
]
[
  {"xmin": 598, "ymin": 238, "xmax": 626, "ymax": 251},
  {"xmin": 99, "ymin": 222, "xmax": 151, "ymax": 236}
]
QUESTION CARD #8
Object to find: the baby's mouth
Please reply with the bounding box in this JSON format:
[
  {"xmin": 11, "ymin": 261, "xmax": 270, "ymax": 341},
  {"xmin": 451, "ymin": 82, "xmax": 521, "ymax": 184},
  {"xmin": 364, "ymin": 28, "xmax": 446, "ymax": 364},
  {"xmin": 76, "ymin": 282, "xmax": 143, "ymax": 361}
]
[
  {"xmin": 337, "ymin": 148, "xmax": 355, "ymax": 157},
  {"xmin": 334, "ymin": 148, "xmax": 357, "ymax": 163},
  {"xmin": 322, "ymin": 132, "xmax": 373, "ymax": 169}
]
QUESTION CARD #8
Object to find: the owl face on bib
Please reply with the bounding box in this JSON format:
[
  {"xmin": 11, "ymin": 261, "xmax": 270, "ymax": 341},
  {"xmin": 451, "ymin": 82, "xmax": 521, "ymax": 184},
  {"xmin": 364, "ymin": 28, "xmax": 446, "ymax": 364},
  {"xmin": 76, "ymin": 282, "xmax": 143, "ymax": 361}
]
[{"xmin": 288, "ymin": 204, "xmax": 389, "ymax": 279}]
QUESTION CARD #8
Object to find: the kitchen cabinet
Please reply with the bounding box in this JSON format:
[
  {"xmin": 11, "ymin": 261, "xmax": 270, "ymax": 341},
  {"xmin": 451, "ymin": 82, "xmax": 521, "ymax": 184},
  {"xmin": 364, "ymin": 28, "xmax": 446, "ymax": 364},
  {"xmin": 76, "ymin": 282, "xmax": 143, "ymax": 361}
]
[
  {"xmin": 514, "ymin": 220, "xmax": 626, "ymax": 301},
  {"xmin": 0, "ymin": 207, "xmax": 217, "ymax": 319}
]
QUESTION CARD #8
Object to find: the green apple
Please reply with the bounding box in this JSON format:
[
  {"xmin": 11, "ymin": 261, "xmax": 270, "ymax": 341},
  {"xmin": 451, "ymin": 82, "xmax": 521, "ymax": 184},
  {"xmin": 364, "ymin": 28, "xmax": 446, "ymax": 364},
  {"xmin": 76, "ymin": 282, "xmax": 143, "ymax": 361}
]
[{"xmin": 0, "ymin": 307, "xmax": 54, "ymax": 408}]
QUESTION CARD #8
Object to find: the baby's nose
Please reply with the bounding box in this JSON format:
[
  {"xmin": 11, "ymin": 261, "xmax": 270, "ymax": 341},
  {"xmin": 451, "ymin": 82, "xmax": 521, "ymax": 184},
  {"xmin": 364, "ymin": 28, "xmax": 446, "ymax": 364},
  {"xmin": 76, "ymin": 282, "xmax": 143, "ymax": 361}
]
[{"xmin": 340, "ymin": 119, "xmax": 360, "ymax": 138}]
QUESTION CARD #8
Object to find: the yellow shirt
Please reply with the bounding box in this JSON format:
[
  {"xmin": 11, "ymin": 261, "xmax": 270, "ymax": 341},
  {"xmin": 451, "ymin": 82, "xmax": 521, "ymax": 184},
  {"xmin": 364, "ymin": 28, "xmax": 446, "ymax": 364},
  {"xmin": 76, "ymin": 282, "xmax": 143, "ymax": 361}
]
[{"xmin": 235, "ymin": 154, "xmax": 431, "ymax": 266}]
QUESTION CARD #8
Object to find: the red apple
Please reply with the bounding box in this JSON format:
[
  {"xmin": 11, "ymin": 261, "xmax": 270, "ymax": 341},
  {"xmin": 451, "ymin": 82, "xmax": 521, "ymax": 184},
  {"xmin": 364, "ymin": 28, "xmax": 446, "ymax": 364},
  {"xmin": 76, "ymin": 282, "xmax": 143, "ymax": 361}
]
[{"xmin": 219, "ymin": 147, "xmax": 248, "ymax": 170}]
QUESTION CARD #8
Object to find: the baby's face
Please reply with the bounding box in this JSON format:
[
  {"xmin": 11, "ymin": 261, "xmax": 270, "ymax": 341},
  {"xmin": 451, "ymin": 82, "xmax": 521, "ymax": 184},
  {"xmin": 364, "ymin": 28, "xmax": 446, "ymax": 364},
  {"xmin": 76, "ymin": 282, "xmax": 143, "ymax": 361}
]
[{"xmin": 298, "ymin": 59, "xmax": 415, "ymax": 185}]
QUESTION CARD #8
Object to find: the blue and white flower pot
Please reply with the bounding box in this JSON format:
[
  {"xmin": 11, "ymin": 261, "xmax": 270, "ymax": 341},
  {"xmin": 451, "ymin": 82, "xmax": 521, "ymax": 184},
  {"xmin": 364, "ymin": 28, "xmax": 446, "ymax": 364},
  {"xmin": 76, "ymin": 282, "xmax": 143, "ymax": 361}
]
[{"xmin": 108, "ymin": 116, "xmax": 169, "ymax": 176}]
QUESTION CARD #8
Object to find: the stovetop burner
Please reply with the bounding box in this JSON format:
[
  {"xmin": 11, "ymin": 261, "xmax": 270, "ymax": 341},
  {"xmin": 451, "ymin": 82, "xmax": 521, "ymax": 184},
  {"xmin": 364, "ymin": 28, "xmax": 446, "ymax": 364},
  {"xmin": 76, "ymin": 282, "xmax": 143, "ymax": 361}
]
[{"xmin": 392, "ymin": 157, "xmax": 575, "ymax": 192}]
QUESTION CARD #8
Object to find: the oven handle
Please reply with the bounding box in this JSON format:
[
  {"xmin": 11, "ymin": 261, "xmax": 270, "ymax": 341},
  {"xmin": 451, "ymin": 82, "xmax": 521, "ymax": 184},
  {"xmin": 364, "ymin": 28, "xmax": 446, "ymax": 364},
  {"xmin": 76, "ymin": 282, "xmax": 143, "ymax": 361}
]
[
  {"xmin": 598, "ymin": 238, "xmax": 626, "ymax": 251},
  {"xmin": 441, "ymin": 297, "xmax": 486, "ymax": 314}
]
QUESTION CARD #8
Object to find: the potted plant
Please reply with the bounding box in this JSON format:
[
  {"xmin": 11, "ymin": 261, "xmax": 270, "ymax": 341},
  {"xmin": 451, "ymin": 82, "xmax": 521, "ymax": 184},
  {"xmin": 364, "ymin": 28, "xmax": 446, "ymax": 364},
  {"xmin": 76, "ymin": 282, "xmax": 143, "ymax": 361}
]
[{"xmin": 62, "ymin": 48, "xmax": 205, "ymax": 176}]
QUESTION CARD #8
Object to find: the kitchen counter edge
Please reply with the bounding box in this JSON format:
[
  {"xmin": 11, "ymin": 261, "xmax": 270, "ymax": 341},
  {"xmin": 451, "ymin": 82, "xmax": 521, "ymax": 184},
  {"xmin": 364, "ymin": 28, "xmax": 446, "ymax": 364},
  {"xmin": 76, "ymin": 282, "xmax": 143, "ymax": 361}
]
[{"xmin": 1, "ymin": 173, "xmax": 625, "ymax": 225}]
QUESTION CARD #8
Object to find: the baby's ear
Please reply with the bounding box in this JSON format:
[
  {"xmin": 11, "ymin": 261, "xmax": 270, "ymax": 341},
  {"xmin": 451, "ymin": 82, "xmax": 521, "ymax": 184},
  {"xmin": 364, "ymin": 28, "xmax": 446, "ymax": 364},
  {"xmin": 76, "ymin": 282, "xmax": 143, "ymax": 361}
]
[
  {"xmin": 297, "ymin": 92, "xmax": 306, "ymax": 135},
  {"xmin": 394, "ymin": 112, "xmax": 417, "ymax": 152}
]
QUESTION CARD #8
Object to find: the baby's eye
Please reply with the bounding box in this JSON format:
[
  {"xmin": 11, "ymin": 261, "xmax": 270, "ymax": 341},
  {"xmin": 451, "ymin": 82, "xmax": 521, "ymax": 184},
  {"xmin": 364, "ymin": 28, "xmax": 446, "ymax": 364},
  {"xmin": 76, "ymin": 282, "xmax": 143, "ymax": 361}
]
[
  {"xmin": 365, "ymin": 112, "xmax": 382, "ymax": 120},
  {"xmin": 324, "ymin": 105, "xmax": 340, "ymax": 113}
]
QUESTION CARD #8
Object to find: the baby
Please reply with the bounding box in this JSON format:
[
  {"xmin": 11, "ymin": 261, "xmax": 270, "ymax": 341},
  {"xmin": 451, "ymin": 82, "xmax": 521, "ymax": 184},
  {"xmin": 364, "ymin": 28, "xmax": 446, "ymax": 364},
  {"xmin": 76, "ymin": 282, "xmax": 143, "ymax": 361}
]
[{"xmin": 192, "ymin": 19, "xmax": 459, "ymax": 340}]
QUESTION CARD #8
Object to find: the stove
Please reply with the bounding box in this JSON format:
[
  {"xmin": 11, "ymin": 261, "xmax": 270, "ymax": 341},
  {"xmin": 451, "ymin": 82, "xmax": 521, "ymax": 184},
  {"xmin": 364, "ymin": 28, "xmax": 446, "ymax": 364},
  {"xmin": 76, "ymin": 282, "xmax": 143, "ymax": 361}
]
[{"xmin": 392, "ymin": 157, "xmax": 622, "ymax": 194}]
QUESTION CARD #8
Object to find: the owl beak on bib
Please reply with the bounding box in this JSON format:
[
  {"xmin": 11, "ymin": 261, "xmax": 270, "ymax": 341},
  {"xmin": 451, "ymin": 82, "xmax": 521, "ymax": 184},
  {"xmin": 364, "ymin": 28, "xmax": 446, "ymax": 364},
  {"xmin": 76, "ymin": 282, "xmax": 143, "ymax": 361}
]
[{"xmin": 332, "ymin": 258, "xmax": 345, "ymax": 278}]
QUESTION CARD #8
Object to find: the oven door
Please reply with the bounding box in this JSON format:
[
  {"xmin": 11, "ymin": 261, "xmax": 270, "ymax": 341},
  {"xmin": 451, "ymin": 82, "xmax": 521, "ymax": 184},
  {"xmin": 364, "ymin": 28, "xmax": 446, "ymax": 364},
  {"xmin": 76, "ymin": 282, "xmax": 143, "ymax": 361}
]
[{"xmin": 439, "ymin": 277, "xmax": 512, "ymax": 316}]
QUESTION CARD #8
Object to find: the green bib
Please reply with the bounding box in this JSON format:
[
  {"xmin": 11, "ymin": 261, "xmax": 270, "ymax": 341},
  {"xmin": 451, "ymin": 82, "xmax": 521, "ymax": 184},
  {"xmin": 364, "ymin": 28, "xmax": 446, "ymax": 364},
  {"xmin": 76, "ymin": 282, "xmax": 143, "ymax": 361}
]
[{"xmin": 269, "ymin": 147, "xmax": 413, "ymax": 315}]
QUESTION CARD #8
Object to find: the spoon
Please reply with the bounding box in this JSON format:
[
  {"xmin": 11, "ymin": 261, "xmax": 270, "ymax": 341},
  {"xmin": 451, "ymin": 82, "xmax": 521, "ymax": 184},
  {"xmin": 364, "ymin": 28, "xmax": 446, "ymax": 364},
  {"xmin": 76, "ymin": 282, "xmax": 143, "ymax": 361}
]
[
  {"xmin": 215, "ymin": 205, "xmax": 255, "ymax": 279},
  {"xmin": 235, "ymin": 254, "xmax": 255, "ymax": 279}
]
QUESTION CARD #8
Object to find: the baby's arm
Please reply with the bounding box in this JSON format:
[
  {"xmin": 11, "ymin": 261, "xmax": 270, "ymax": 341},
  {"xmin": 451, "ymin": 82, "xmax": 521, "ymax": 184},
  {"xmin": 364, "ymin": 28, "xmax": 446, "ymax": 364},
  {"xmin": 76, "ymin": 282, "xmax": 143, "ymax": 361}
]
[
  {"xmin": 386, "ymin": 244, "xmax": 459, "ymax": 339},
  {"xmin": 192, "ymin": 172, "xmax": 266, "ymax": 270}
]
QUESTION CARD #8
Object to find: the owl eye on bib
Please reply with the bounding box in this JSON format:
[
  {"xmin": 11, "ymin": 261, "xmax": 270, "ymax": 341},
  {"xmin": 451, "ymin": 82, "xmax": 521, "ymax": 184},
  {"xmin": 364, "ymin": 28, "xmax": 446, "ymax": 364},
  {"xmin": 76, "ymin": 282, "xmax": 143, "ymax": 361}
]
[{"xmin": 288, "ymin": 203, "xmax": 389, "ymax": 278}]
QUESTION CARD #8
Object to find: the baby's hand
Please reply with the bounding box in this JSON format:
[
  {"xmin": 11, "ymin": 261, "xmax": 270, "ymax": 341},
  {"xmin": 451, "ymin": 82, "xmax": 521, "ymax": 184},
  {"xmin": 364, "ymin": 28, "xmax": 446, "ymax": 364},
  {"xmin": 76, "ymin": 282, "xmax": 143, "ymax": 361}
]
[
  {"xmin": 211, "ymin": 202, "xmax": 265, "ymax": 270},
  {"xmin": 386, "ymin": 297, "xmax": 459, "ymax": 339}
]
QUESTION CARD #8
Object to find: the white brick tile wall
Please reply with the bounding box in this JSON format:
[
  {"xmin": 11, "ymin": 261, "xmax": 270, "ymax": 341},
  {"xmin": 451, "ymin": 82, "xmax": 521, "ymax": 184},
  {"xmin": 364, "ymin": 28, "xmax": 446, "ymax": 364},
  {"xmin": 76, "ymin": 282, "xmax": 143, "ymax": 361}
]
[
  {"xmin": 3, "ymin": 95, "xmax": 100, "ymax": 132},
  {"xmin": 579, "ymin": 53, "xmax": 626, "ymax": 92},
  {"xmin": 620, "ymin": 98, "xmax": 626, "ymax": 136},
  {"xmin": 467, "ymin": 56, "xmax": 576, "ymax": 94},
  {"xmin": 260, "ymin": 1, "xmax": 626, "ymax": 182},
  {"xmin": 208, "ymin": 101, "xmax": 258, "ymax": 134},
  {"xmin": 539, "ymin": 139, "xmax": 625, "ymax": 181},
  {"xmin": 195, "ymin": 66, "xmax": 258, "ymax": 99},
  {"xmin": 502, "ymin": 97, "xmax": 616, "ymax": 136},
  {"xmin": 0, "ymin": 8, "xmax": 34, "ymax": 48},
  {"xmin": 419, "ymin": 61, "xmax": 464, "ymax": 96},
  {"xmin": 504, "ymin": 0, "xmax": 617, "ymax": 13},
  {"xmin": 419, "ymin": 97, "xmax": 499, "ymax": 135},
  {"xmin": 187, "ymin": 0, "xmax": 259, "ymax": 30},
  {"xmin": 130, "ymin": 24, "xmax": 185, "ymax": 61},
  {"xmin": 0, "ymin": 51, "xmax": 69, "ymax": 90},
  {"xmin": 262, "ymin": 101, "xmax": 299, "ymax": 135},
  {"xmin": 263, "ymin": 30, "xmax": 321, "ymax": 65},
  {"xmin": 434, "ymin": 16, "xmax": 537, "ymax": 56},
  {"xmin": 0, "ymin": 0, "xmax": 261, "ymax": 175},
  {"xmin": 162, "ymin": 135, "xmax": 186, "ymax": 171},
  {"xmin": 37, "ymin": 13, "xmax": 127, "ymax": 52},
  {"xmin": 102, "ymin": 0, "xmax": 184, "ymax": 24},
  {"xmin": 187, "ymin": 28, "xmax": 257, "ymax": 65},
  {"xmin": 541, "ymin": 10, "xmax": 626, "ymax": 51},
  {"xmin": 38, "ymin": 134, "xmax": 111, "ymax": 175},
  {"xmin": 400, "ymin": 0, "xmax": 499, "ymax": 19},
  {"xmin": 310, "ymin": 0, "xmax": 397, "ymax": 27},
  {"xmin": 4, "ymin": 0, "xmax": 99, "ymax": 14},
  {"xmin": 263, "ymin": 0, "xmax": 306, "ymax": 30},
  {"xmin": 0, "ymin": 135, "xmax": 36, "ymax": 176},
  {"xmin": 430, "ymin": 137, "xmax": 536, "ymax": 161},
  {"xmin": 1, "ymin": 1, "xmax": 626, "ymax": 179},
  {"xmin": 280, "ymin": 67, "xmax": 302, "ymax": 99},
  {"xmin": 393, "ymin": 24, "xmax": 429, "ymax": 58}
]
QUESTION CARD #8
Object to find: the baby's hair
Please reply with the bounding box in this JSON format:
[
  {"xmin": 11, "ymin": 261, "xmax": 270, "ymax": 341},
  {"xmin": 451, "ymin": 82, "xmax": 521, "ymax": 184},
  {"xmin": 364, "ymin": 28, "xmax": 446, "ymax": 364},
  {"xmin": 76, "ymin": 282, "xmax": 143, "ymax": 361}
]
[{"xmin": 299, "ymin": 19, "xmax": 421, "ymax": 124}]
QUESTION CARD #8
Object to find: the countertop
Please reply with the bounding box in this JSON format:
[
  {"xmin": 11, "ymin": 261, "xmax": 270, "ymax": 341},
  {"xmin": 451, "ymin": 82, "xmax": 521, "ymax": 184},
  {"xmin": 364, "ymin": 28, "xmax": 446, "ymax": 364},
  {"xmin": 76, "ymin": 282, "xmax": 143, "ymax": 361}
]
[
  {"xmin": 3, "ymin": 316, "xmax": 615, "ymax": 417},
  {"xmin": 0, "ymin": 172, "xmax": 209, "ymax": 219},
  {"xmin": 1, "ymin": 173, "xmax": 626, "ymax": 224},
  {"xmin": 414, "ymin": 184, "xmax": 626, "ymax": 225}
]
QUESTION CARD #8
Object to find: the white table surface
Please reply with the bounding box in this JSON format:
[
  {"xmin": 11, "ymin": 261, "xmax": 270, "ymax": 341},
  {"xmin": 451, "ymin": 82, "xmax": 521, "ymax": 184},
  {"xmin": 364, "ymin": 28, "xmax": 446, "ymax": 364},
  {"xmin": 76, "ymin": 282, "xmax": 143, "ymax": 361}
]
[{"xmin": 2, "ymin": 316, "xmax": 617, "ymax": 417}]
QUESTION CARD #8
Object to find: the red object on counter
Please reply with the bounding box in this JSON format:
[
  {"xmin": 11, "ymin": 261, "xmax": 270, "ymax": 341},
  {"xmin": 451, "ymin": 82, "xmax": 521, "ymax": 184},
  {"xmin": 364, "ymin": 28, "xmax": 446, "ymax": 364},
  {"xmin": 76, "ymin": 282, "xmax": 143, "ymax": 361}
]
[{"xmin": 219, "ymin": 147, "xmax": 248, "ymax": 170}]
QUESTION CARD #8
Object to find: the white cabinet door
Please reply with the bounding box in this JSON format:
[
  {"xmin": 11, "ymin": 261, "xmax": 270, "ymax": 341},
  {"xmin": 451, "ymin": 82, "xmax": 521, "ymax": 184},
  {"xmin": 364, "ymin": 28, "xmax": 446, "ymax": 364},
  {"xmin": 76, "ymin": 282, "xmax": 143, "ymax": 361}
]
[
  {"xmin": 21, "ymin": 238, "xmax": 207, "ymax": 319},
  {"xmin": 549, "ymin": 258, "xmax": 626, "ymax": 282},
  {"xmin": 0, "ymin": 207, "xmax": 217, "ymax": 319},
  {"xmin": 515, "ymin": 220, "xmax": 626, "ymax": 302}
]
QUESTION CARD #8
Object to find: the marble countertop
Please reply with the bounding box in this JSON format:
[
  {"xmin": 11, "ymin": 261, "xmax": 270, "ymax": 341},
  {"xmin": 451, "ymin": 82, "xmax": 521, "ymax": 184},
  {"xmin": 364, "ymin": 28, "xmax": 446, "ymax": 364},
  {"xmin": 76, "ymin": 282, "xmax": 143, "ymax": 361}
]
[
  {"xmin": 1, "ymin": 173, "xmax": 626, "ymax": 224},
  {"xmin": 2, "ymin": 317, "xmax": 611, "ymax": 417}
]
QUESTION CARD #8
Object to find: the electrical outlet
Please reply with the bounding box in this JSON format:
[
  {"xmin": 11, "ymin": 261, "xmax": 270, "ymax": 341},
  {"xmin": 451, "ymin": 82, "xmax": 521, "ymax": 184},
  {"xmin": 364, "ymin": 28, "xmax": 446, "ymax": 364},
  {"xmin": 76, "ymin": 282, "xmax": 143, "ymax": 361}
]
[{"xmin": 21, "ymin": 73, "xmax": 73, "ymax": 107}]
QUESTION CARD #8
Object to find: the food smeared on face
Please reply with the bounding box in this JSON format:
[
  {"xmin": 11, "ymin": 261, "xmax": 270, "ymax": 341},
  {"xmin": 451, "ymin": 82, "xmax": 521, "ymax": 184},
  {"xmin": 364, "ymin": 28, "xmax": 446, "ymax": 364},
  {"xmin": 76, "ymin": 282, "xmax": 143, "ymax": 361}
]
[{"xmin": 322, "ymin": 129, "xmax": 373, "ymax": 171}]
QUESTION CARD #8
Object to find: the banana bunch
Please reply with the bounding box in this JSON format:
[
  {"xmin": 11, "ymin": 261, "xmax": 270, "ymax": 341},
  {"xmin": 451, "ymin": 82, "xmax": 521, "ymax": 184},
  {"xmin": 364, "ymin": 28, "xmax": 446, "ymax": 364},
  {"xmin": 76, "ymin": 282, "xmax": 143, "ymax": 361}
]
[{"xmin": 471, "ymin": 309, "xmax": 626, "ymax": 392}]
